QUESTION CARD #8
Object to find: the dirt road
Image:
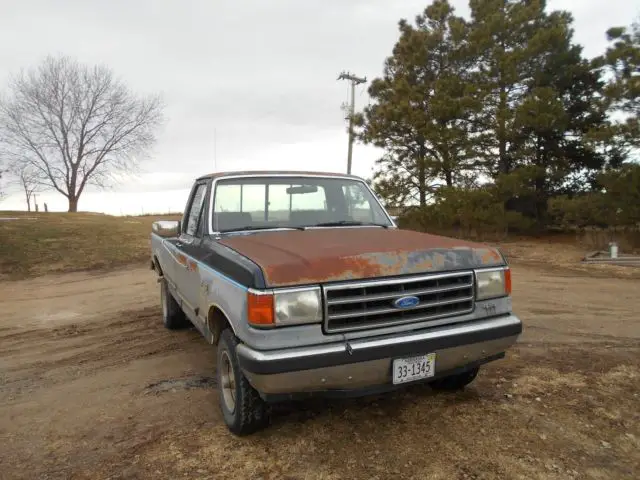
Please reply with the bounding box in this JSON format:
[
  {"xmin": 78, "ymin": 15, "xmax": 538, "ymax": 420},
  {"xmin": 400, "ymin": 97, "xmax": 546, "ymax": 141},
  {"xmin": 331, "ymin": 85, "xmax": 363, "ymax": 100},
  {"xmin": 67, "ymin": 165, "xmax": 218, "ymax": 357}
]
[{"xmin": 1, "ymin": 264, "xmax": 638, "ymax": 479}]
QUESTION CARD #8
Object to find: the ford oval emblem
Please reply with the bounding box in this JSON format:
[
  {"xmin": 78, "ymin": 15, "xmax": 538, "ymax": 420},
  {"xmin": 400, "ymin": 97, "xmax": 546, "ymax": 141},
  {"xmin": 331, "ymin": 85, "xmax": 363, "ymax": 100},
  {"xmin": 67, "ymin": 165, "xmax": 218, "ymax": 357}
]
[{"xmin": 393, "ymin": 295, "xmax": 420, "ymax": 309}]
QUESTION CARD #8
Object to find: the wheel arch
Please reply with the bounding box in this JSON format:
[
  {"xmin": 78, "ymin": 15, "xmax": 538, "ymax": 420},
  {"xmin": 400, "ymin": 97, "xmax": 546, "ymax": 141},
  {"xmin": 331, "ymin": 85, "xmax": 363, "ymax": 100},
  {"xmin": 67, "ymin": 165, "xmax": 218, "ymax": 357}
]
[
  {"xmin": 207, "ymin": 304, "xmax": 236, "ymax": 344},
  {"xmin": 152, "ymin": 255, "xmax": 164, "ymax": 276}
]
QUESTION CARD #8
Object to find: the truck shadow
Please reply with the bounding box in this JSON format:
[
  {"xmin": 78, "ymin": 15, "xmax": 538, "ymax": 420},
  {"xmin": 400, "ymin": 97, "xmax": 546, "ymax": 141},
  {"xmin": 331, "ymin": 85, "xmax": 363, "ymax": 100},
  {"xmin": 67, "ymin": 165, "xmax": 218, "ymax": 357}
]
[{"xmin": 266, "ymin": 382, "xmax": 484, "ymax": 429}]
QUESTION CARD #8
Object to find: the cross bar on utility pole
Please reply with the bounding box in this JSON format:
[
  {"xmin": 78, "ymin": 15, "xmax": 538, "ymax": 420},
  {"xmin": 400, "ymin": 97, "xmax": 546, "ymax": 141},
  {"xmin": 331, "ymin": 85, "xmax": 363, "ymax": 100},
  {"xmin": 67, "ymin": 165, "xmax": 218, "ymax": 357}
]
[{"xmin": 337, "ymin": 71, "xmax": 367, "ymax": 175}]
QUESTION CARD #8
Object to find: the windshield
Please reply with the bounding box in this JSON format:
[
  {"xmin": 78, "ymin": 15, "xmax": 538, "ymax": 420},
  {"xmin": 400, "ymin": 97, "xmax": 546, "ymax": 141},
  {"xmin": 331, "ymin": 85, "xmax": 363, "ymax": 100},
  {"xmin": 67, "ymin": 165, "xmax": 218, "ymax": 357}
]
[{"xmin": 211, "ymin": 176, "xmax": 393, "ymax": 233}]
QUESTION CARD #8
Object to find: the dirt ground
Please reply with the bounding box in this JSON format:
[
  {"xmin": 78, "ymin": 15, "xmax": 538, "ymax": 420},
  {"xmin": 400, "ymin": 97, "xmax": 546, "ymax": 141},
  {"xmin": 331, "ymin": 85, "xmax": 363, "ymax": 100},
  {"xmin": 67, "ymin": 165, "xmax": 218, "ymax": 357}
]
[{"xmin": 1, "ymin": 262, "xmax": 638, "ymax": 480}]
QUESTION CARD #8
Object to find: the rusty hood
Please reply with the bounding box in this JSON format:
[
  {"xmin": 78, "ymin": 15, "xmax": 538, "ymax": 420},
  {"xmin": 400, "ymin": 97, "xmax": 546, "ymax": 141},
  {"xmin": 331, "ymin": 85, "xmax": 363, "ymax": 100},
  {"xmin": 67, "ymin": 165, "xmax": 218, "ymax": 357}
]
[{"xmin": 219, "ymin": 228, "xmax": 506, "ymax": 288}]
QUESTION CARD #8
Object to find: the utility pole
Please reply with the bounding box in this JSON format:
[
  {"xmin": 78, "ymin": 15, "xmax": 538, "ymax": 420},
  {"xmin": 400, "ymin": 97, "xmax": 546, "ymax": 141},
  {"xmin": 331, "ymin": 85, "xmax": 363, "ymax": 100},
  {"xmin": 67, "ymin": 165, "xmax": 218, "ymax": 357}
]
[
  {"xmin": 213, "ymin": 128, "xmax": 217, "ymax": 172},
  {"xmin": 337, "ymin": 71, "xmax": 367, "ymax": 175}
]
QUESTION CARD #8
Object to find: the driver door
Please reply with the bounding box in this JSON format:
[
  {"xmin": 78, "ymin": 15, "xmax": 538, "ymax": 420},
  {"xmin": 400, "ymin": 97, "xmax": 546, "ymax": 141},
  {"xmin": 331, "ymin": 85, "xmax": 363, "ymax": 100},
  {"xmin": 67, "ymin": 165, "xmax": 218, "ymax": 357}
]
[{"xmin": 173, "ymin": 181, "xmax": 208, "ymax": 321}]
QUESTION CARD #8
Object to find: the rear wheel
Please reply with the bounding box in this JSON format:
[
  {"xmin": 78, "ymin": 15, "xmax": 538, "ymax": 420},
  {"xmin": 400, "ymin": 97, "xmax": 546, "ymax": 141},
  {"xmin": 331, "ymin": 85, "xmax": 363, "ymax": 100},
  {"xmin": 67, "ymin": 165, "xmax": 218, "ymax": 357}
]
[
  {"xmin": 430, "ymin": 367, "xmax": 480, "ymax": 391},
  {"xmin": 217, "ymin": 329, "xmax": 269, "ymax": 435},
  {"xmin": 160, "ymin": 278, "xmax": 189, "ymax": 329}
]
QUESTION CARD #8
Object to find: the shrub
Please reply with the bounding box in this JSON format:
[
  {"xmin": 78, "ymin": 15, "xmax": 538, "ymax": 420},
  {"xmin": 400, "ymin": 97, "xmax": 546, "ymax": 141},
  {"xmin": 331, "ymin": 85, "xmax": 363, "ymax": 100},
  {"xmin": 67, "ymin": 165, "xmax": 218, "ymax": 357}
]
[{"xmin": 397, "ymin": 186, "xmax": 534, "ymax": 239}]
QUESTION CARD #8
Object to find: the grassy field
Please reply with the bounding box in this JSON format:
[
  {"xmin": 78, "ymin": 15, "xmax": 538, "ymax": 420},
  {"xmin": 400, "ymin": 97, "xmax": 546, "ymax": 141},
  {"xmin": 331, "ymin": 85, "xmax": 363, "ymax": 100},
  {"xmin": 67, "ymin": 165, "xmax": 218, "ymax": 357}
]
[
  {"xmin": 2, "ymin": 210, "xmax": 638, "ymax": 281},
  {"xmin": 0, "ymin": 211, "xmax": 180, "ymax": 279}
]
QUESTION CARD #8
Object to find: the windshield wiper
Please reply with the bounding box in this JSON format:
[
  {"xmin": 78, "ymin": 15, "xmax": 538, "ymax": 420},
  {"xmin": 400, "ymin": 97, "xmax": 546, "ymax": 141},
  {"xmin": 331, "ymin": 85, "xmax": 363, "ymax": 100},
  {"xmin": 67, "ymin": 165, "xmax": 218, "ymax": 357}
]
[
  {"xmin": 312, "ymin": 220, "xmax": 389, "ymax": 229},
  {"xmin": 218, "ymin": 225, "xmax": 306, "ymax": 233}
]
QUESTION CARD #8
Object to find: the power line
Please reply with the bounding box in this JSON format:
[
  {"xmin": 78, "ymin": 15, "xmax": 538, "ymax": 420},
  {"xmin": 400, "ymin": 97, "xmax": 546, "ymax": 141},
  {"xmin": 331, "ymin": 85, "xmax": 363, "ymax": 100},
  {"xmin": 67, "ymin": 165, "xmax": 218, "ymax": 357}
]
[{"xmin": 337, "ymin": 71, "xmax": 367, "ymax": 175}]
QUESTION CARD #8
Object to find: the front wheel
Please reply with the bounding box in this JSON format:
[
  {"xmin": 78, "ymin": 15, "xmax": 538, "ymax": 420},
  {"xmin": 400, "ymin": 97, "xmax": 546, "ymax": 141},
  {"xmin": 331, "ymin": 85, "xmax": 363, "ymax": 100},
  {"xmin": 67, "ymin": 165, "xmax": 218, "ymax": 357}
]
[
  {"xmin": 430, "ymin": 367, "xmax": 480, "ymax": 391},
  {"xmin": 160, "ymin": 278, "xmax": 189, "ymax": 330},
  {"xmin": 217, "ymin": 329, "xmax": 270, "ymax": 435}
]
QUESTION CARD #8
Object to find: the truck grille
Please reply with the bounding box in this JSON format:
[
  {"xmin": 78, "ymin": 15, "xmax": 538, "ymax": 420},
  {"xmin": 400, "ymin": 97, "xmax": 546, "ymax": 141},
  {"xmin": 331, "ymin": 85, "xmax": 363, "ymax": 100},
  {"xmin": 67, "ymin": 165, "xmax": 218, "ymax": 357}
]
[{"xmin": 323, "ymin": 271, "xmax": 475, "ymax": 333}]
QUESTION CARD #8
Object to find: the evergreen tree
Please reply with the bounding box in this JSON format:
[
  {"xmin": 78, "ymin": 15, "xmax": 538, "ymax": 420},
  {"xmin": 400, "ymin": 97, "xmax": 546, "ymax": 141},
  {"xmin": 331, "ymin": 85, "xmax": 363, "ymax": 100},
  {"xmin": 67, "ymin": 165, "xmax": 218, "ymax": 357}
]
[
  {"xmin": 515, "ymin": 10, "xmax": 609, "ymax": 220},
  {"xmin": 469, "ymin": 0, "xmax": 610, "ymax": 223},
  {"xmin": 358, "ymin": 0, "xmax": 479, "ymax": 207},
  {"xmin": 360, "ymin": 0, "xmax": 630, "ymax": 228},
  {"xmin": 595, "ymin": 19, "xmax": 640, "ymax": 152},
  {"xmin": 467, "ymin": 0, "xmax": 542, "ymax": 177}
]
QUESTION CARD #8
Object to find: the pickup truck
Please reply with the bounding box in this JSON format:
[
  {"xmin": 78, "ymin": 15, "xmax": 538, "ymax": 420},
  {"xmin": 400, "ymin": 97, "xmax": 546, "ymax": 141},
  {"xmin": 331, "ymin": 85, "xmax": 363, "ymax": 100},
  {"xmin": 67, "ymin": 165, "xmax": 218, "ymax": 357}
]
[{"xmin": 150, "ymin": 171, "xmax": 522, "ymax": 435}]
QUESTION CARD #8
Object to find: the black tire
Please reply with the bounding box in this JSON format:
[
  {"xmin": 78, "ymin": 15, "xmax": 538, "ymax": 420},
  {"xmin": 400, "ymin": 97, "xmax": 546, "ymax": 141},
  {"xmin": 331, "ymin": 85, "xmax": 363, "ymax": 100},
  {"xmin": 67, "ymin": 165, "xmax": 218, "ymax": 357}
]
[
  {"xmin": 160, "ymin": 278, "xmax": 189, "ymax": 330},
  {"xmin": 216, "ymin": 329, "xmax": 269, "ymax": 435},
  {"xmin": 430, "ymin": 367, "xmax": 480, "ymax": 391}
]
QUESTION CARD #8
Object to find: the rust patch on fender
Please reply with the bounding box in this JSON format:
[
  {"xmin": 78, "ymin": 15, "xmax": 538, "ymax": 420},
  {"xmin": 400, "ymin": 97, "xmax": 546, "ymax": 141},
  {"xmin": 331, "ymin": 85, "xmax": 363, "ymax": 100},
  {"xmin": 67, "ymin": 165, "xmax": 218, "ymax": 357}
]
[{"xmin": 220, "ymin": 228, "xmax": 506, "ymax": 288}]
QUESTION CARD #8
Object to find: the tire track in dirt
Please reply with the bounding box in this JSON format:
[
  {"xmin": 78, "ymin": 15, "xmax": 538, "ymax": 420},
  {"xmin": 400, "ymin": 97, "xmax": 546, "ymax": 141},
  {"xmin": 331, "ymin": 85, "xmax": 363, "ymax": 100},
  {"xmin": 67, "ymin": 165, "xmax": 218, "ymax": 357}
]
[
  {"xmin": 0, "ymin": 306, "xmax": 205, "ymax": 400},
  {"xmin": 0, "ymin": 264, "xmax": 639, "ymax": 479}
]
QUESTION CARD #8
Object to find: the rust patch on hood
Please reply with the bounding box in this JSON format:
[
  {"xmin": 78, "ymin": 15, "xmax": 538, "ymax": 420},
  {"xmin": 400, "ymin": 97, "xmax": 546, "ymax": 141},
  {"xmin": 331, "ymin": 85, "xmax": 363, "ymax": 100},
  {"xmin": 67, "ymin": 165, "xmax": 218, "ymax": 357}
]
[{"xmin": 219, "ymin": 228, "xmax": 506, "ymax": 288}]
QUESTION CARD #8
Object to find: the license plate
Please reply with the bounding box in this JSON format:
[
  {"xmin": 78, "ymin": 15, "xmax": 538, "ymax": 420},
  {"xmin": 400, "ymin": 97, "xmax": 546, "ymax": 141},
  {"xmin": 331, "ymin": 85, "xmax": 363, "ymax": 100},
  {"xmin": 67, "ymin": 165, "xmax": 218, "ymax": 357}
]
[{"xmin": 392, "ymin": 353, "xmax": 436, "ymax": 385}]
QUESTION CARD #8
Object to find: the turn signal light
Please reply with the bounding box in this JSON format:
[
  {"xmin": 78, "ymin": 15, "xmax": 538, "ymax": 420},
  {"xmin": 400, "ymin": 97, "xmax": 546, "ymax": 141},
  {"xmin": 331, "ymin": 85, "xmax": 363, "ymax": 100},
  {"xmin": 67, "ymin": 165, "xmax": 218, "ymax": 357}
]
[
  {"xmin": 247, "ymin": 291, "xmax": 274, "ymax": 326},
  {"xmin": 505, "ymin": 267, "xmax": 512, "ymax": 295}
]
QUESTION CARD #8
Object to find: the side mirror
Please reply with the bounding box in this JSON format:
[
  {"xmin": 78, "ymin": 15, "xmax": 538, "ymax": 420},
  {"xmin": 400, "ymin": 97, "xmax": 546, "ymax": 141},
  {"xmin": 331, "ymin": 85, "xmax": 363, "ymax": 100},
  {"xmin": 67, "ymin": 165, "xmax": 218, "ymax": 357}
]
[{"xmin": 152, "ymin": 220, "xmax": 180, "ymax": 238}]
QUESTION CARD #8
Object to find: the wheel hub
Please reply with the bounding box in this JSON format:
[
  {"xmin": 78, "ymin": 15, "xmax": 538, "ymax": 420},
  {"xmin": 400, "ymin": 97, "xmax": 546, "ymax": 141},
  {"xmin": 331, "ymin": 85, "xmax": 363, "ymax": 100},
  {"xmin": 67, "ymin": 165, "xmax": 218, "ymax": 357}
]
[
  {"xmin": 220, "ymin": 351, "xmax": 236, "ymax": 413},
  {"xmin": 161, "ymin": 283, "xmax": 168, "ymax": 318}
]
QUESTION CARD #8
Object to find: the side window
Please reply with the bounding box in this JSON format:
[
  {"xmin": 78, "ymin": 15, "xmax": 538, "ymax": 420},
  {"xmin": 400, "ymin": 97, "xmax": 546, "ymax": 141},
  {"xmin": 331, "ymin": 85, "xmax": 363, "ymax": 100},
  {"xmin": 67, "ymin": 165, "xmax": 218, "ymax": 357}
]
[{"xmin": 185, "ymin": 183, "xmax": 207, "ymax": 236}]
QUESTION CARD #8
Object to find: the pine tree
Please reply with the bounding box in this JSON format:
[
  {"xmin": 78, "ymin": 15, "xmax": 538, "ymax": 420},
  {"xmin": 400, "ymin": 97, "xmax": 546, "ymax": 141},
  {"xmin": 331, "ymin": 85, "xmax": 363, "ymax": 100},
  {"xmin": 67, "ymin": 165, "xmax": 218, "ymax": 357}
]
[
  {"xmin": 516, "ymin": 10, "xmax": 610, "ymax": 220},
  {"xmin": 467, "ymin": 0, "xmax": 541, "ymax": 177},
  {"xmin": 596, "ymin": 19, "xmax": 640, "ymax": 152},
  {"xmin": 469, "ymin": 0, "xmax": 610, "ymax": 224},
  {"xmin": 358, "ymin": 0, "xmax": 480, "ymax": 207}
]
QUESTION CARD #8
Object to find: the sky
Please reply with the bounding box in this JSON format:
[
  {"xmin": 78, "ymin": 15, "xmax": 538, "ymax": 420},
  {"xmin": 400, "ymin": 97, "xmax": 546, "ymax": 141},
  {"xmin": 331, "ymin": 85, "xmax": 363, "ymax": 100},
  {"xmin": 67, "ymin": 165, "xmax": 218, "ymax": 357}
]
[{"xmin": 1, "ymin": 0, "xmax": 638, "ymax": 215}]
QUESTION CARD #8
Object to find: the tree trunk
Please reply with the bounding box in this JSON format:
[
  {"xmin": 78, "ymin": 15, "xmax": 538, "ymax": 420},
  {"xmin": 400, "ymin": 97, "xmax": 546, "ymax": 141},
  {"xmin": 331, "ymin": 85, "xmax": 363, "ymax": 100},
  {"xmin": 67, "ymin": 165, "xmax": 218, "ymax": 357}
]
[
  {"xmin": 68, "ymin": 170, "xmax": 78, "ymax": 213},
  {"xmin": 498, "ymin": 85, "xmax": 508, "ymax": 175},
  {"xmin": 534, "ymin": 139, "xmax": 547, "ymax": 230},
  {"xmin": 418, "ymin": 158, "xmax": 426, "ymax": 207},
  {"xmin": 25, "ymin": 193, "xmax": 31, "ymax": 212},
  {"xmin": 68, "ymin": 196, "xmax": 79, "ymax": 212},
  {"xmin": 534, "ymin": 167, "xmax": 547, "ymax": 229}
]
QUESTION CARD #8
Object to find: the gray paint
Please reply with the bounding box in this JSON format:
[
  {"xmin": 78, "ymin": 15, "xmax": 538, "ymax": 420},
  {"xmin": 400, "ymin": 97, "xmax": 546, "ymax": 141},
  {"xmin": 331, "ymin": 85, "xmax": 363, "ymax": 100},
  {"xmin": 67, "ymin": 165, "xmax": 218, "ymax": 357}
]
[{"xmin": 152, "ymin": 231, "xmax": 514, "ymax": 351}]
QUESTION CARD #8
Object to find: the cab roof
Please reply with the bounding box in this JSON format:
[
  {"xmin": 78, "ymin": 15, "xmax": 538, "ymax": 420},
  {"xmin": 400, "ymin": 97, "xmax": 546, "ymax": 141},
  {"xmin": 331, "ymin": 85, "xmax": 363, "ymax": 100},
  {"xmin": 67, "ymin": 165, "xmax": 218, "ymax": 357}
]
[{"xmin": 196, "ymin": 170, "xmax": 363, "ymax": 182}]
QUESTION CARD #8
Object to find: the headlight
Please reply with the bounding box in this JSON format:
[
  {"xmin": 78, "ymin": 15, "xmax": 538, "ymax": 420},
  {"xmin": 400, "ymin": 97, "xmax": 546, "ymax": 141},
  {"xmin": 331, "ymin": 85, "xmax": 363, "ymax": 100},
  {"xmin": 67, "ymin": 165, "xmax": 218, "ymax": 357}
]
[
  {"xmin": 247, "ymin": 288, "xmax": 322, "ymax": 327},
  {"xmin": 275, "ymin": 288, "xmax": 322, "ymax": 325},
  {"xmin": 475, "ymin": 268, "xmax": 511, "ymax": 300}
]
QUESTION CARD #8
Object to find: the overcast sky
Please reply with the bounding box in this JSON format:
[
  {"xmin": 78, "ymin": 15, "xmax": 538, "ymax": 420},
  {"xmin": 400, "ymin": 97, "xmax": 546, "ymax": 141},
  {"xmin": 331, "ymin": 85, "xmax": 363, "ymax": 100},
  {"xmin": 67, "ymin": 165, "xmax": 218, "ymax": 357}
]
[{"xmin": 1, "ymin": 0, "xmax": 638, "ymax": 214}]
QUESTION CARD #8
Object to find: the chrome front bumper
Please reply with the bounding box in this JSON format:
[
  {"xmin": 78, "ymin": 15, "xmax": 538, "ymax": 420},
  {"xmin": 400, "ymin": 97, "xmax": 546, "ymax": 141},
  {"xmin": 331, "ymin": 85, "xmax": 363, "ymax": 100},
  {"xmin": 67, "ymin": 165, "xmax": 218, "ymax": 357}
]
[{"xmin": 236, "ymin": 314, "xmax": 522, "ymax": 397}]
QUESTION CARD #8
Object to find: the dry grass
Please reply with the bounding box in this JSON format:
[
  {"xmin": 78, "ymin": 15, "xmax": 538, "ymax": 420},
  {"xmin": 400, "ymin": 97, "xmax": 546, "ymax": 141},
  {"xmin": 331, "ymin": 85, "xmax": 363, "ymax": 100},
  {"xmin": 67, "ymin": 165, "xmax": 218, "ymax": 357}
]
[
  {"xmin": 577, "ymin": 228, "xmax": 640, "ymax": 253},
  {"xmin": 496, "ymin": 234, "xmax": 640, "ymax": 279},
  {"xmin": 2, "ymin": 211, "xmax": 638, "ymax": 281},
  {"xmin": 109, "ymin": 344, "xmax": 640, "ymax": 480},
  {"xmin": 0, "ymin": 211, "xmax": 180, "ymax": 279}
]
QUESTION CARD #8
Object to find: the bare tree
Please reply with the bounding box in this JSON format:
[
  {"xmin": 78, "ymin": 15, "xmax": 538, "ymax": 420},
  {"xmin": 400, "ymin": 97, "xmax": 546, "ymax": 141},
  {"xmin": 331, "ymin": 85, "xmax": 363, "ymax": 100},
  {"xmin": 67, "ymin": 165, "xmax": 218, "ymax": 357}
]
[
  {"xmin": 9, "ymin": 162, "xmax": 41, "ymax": 211},
  {"xmin": 0, "ymin": 55, "xmax": 164, "ymax": 212},
  {"xmin": 0, "ymin": 166, "xmax": 5, "ymax": 201}
]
